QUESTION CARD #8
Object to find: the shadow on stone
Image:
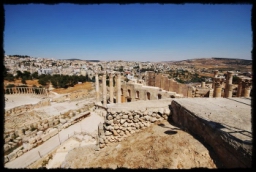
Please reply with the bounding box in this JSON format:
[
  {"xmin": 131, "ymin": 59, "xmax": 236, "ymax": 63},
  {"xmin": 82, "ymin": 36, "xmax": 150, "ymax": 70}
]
[
  {"xmin": 157, "ymin": 123, "xmax": 165, "ymax": 127},
  {"xmin": 164, "ymin": 130, "xmax": 177, "ymax": 135}
]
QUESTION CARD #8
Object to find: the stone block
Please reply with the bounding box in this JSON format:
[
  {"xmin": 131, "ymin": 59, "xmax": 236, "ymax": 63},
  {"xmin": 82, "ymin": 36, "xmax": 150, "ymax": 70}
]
[
  {"xmin": 158, "ymin": 108, "xmax": 164, "ymax": 114},
  {"xmin": 63, "ymin": 123, "xmax": 70, "ymax": 129},
  {"xmin": 107, "ymin": 115, "xmax": 113, "ymax": 120},
  {"xmin": 99, "ymin": 144, "xmax": 105, "ymax": 149},
  {"xmin": 5, "ymin": 156, "xmax": 9, "ymax": 163},
  {"xmin": 112, "ymin": 130, "xmax": 118, "ymax": 136},
  {"xmin": 164, "ymin": 108, "xmax": 170, "ymax": 115},
  {"xmin": 41, "ymin": 133, "xmax": 51, "ymax": 142},
  {"xmin": 54, "ymin": 119, "xmax": 60, "ymax": 125},
  {"xmin": 29, "ymin": 137, "xmax": 36, "ymax": 144},
  {"xmin": 106, "ymin": 120, "xmax": 113, "ymax": 125},
  {"xmin": 17, "ymin": 150, "xmax": 23, "ymax": 157},
  {"xmin": 113, "ymin": 119, "xmax": 118, "ymax": 124},
  {"xmin": 8, "ymin": 151, "xmax": 17, "ymax": 161},
  {"xmin": 122, "ymin": 115, "xmax": 128, "ymax": 119},
  {"xmin": 122, "ymin": 122, "xmax": 128, "ymax": 127},
  {"xmin": 150, "ymin": 117, "xmax": 156, "ymax": 123},
  {"xmin": 99, "ymin": 138, "xmax": 104, "ymax": 144},
  {"xmin": 105, "ymin": 131, "xmax": 112, "ymax": 136},
  {"xmin": 49, "ymin": 128, "xmax": 58, "ymax": 137},
  {"xmin": 60, "ymin": 119, "xmax": 67, "ymax": 124},
  {"xmin": 32, "ymin": 143, "xmax": 37, "ymax": 148},
  {"xmin": 25, "ymin": 130, "xmax": 31, "ymax": 135},
  {"xmin": 4, "ymin": 144, "xmax": 10, "ymax": 152}
]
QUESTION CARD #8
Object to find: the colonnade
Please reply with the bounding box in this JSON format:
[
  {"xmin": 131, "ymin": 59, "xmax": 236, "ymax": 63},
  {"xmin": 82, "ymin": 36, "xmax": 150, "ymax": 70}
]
[
  {"xmin": 95, "ymin": 72, "xmax": 121, "ymax": 107},
  {"xmin": 212, "ymin": 70, "xmax": 252, "ymax": 98},
  {"xmin": 4, "ymin": 87, "xmax": 48, "ymax": 96}
]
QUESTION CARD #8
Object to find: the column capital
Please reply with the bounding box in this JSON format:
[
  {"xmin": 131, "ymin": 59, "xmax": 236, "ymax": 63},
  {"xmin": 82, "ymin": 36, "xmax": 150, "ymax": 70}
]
[
  {"xmin": 215, "ymin": 78, "xmax": 224, "ymax": 88},
  {"xmin": 227, "ymin": 71, "xmax": 234, "ymax": 75},
  {"xmin": 108, "ymin": 72, "xmax": 114, "ymax": 77},
  {"xmin": 243, "ymin": 79, "xmax": 252, "ymax": 89}
]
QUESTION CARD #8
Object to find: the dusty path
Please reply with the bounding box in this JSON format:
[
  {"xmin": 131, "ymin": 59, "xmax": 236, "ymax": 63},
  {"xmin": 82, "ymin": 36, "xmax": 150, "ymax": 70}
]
[
  {"xmin": 63, "ymin": 120, "xmax": 219, "ymax": 169},
  {"xmin": 5, "ymin": 112, "xmax": 103, "ymax": 169}
]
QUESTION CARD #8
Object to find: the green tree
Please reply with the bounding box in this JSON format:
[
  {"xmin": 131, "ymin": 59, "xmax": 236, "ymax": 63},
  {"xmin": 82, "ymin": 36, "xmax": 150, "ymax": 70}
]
[
  {"xmin": 21, "ymin": 77, "xmax": 27, "ymax": 85},
  {"xmin": 16, "ymin": 70, "xmax": 23, "ymax": 79},
  {"xmin": 232, "ymin": 75, "xmax": 239, "ymax": 84},
  {"xmin": 32, "ymin": 72, "xmax": 39, "ymax": 79}
]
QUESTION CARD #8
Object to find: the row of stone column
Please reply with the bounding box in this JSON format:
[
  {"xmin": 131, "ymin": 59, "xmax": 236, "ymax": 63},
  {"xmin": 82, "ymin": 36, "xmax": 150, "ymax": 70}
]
[
  {"xmin": 4, "ymin": 87, "xmax": 48, "ymax": 96},
  {"xmin": 212, "ymin": 70, "xmax": 252, "ymax": 98},
  {"xmin": 95, "ymin": 72, "xmax": 122, "ymax": 107}
]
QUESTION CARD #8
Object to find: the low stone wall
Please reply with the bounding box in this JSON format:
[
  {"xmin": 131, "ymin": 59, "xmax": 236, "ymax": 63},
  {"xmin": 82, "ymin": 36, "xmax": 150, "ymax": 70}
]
[
  {"xmin": 51, "ymin": 90, "xmax": 92, "ymax": 103},
  {"xmin": 97, "ymin": 106, "xmax": 171, "ymax": 149},
  {"xmin": 170, "ymin": 100, "xmax": 252, "ymax": 168},
  {"xmin": 5, "ymin": 99, "xmax": 51, "ymax": 116},
  {"xmin": 4, "ymin": 107, "xmax": 92, "ymax": 164}
]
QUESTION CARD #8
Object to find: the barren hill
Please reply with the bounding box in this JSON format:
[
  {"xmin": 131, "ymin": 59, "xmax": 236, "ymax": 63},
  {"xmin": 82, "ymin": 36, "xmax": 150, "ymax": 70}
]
[{"xmin": 166, "ymin": 58, "xmax": 252, "ymax": 73}]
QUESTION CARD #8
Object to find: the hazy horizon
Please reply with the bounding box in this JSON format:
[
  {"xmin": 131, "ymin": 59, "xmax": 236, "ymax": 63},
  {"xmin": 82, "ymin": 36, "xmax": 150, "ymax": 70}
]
[{"xmin": 4, "ymin": 4, "xmax": 252, "ymax": 62}]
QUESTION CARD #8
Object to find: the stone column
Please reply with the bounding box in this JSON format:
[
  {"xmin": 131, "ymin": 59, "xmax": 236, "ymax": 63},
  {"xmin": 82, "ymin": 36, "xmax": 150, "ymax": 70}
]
[
  {"xmin": 116, "ymin": 72, "xmax": 121, "ymax": 103},
  {"xmin": 227, "ymin": 84, "xmax": 233, "ymax": 98},
  {"xmin": 214, "ymin": 78, "xmax": 222, "ymax": 98},
  {"xmin": 242, "ymin": 79, "xmax": 252, "ymax": 98},
  {"xmin": 109, "ymin": 73, "xmax": 114, "ymax": 104},
  {"xmin": 201, "ymin": 82, "xmax": 205, "ymax": 88},
  {"xmin": 224, "ymin": 71, "xmax": 234, "ymax": 97},
  {"xmin": 236, "ymin": 76, "xmax": 243, "ymax": 97},
  {"xmin": 95, "ymin": 73, "xmax": 100, "ymax": 102},
  {"xmin": 102, "ymin": 73, "xmax": 107, "ymax": 107},
  {"xmin": 212, "ymin": 70, "xmax": 219, "ymax": 90}
]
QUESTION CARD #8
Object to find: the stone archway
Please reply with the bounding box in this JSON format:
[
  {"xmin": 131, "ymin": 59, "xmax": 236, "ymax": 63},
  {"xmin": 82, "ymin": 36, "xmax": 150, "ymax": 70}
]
[
  {"xmin": 136, "ymin": 91, "xmax": 139, "ymax": 99},
  {"xmin": 147, "ymin": 92, "xmax": 150, "ymax": 100},
  {"xmin": 128, "ymin": 89, "xmax": 131, "ymax": 97},
  {"xmin": 158, "ymin": 94, "xmax": 162, "ymax": 99}
]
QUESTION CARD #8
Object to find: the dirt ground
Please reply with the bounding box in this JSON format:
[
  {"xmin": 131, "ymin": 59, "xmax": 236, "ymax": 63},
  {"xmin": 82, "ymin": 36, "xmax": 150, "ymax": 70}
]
[
  {"xmin": 4, "ymin": 79, "xmax": 93, "ymax": 94},
  {"xmin": 4, "ymin": 79, "xmax": 41, "ymax": 87},
  {"xmin": 52, "ymin": 82, "xmax": 93, "ymax": 94},
  {"xmin": 63, "ymin": 120, "xmax": 220, "ymax": 169}
]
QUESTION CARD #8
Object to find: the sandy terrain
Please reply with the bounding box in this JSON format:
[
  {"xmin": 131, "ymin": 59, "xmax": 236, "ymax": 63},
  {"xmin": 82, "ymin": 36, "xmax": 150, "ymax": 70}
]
[
  {"xmin": 63, "ymin": 120, "xmax": 219, "ymax": 169},
  {"xmin": 52, "ymin": 82, "xmax": 93, "ymax": 94}
]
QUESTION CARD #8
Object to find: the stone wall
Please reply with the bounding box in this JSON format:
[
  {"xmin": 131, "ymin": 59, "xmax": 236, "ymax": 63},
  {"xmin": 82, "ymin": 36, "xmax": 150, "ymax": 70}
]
[
  {"xmin": 51, "ymin": 90, "xmax": 92, "ymax": 103},
  {"xmin": 97, "ymin": 106, "xmax": 171, "ymax": 149},
  {"xmin": 119, "ymin": 83, "xmax": 179, "ymax": 103},
  {"xmin": 170, "ymin": 100, "xmax": 251, "ymax": 168},
  {"xmin": 5, "ymin": 99, "xmax": 51, "ymax": 116}
]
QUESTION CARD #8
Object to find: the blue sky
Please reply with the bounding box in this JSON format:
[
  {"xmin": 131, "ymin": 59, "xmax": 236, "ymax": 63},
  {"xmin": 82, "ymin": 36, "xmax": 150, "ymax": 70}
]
[{"xmin": 4, "ymin": 4, "xmax": 252, "ymax": 62}]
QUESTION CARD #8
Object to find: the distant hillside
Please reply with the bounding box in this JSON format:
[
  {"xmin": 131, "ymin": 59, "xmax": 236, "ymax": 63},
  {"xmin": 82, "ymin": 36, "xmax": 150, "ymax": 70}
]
[
  {"xmin": 166, "ymin": 57, "xmax": 252, "ymax": 73},
  {"xmin": 86, "ymin": 60, "xmax": 100, "ymax": 62},
  {"xmin": 59, "ymin": 59, "xmax": 100, "ymax": 62},
  {"xmin": 62, "ymin": 59, "xmax": 83, "ymax": 61}
]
